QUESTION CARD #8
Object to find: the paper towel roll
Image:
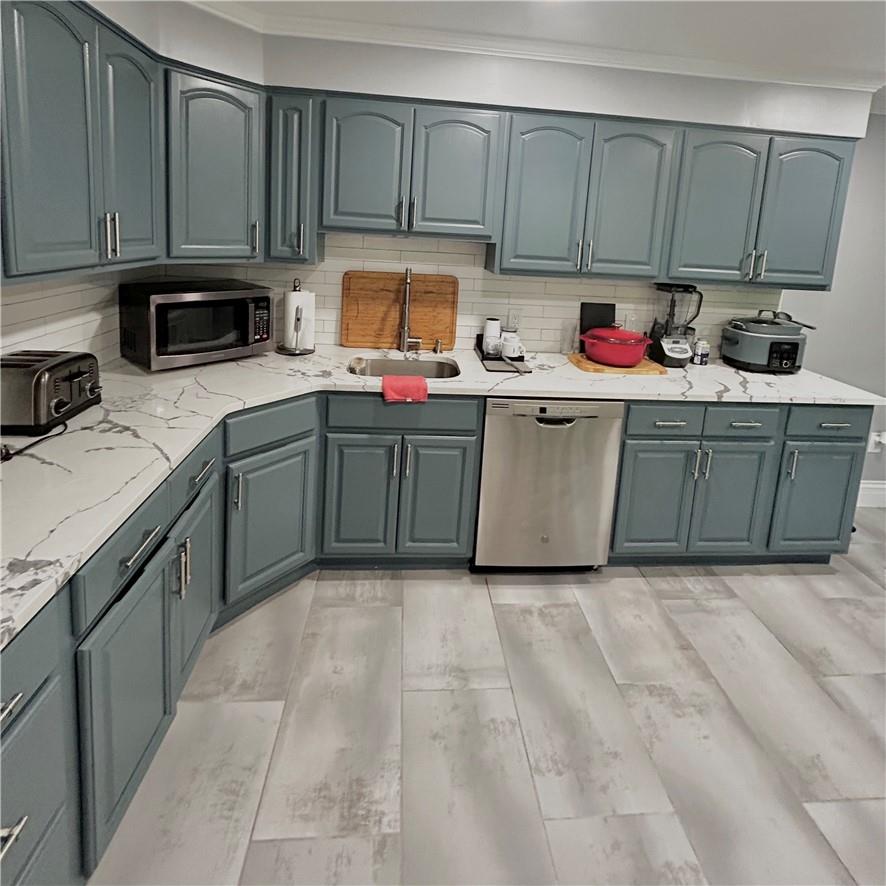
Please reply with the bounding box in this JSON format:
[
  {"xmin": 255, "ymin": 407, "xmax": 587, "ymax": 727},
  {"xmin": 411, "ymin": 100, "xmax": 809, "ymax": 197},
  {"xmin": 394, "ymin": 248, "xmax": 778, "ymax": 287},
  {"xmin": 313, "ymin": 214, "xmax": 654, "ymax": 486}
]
[{"xmin": 282, "ymin": 287, "xmax": 315, "ymax": 351}]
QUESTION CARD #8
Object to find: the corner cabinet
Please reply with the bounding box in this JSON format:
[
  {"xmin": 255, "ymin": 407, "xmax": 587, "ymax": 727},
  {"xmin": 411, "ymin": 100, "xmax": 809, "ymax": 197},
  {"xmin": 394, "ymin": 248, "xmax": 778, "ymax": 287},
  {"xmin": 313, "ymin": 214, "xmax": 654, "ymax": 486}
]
[{"xmin": 167, "ymin": 71, "xmax": 263, "ymax": 259}]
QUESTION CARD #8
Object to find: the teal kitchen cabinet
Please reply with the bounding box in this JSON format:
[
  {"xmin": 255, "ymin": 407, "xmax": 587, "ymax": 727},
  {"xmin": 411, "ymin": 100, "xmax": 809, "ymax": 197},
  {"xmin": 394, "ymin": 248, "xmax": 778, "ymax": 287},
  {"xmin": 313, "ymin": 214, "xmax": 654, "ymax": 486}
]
[
  {"xmin": 322, "ymin": 433, "xmax": 401, "ymax": 555},
  {"xmin": 1, "ymin": 1, "xmax": 103, "ymax": 275},
  {"xmin": 583, "ymin": 121, "xmax": 678, "ymax": 277},
  {"xmin": 769, "ymin": 440, "xmax": 866, "ymax": 553},
  {"xmin": 409, "ymin": 107, "xmax": 504, "ymax": 238},
  {"xmin": 612, "ymin": 440, "xmax": 700, "ymax": 554},
  {"xmin": 686, "ymin": 440, "xmax": 778, "ymax": 553},
  {"xmin": 98, "ymin": 27, "xmax": 164, "ymax": 263},
  {"xmin": 268, "ymin": 93, "xmax": 317, "ymax": 262},
  {"xmin": 499, "ymin": 114, "xmax": 596, "ymax": 274},
  {"xmin": 397, "ymin": 435, "xmax": 479, "ymax": 555},
  {"xmin": 226, "ymin": 436, "xmax": 318, "ymax": 603},
  {"xmin": 322, "ymin": 98, "xmax": 414, "ymax": 232},
  {"xmin": 77, "ymin": 539, "xmax": 176, "ymax": 872},
  {"xmin": 168, "ymin": 71, "xmax": 263, "ymax": 258},
  {"xmin": 752, "ymin": 137, "xmax": 854, "ymax": 287},
  {"xmin": 667, "ymin": 128, "xmax": 770, "ymax": 282},
  {"xmin": 169, "ymin": 475, "xmax": 222, "ymax": 700}
]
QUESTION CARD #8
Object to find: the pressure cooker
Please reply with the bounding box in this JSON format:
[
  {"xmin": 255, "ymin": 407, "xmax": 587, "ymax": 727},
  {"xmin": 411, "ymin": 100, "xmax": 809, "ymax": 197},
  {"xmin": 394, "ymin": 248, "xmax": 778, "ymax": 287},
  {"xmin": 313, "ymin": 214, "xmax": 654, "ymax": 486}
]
[{"xmin": 720, "ymin": 310, "xmax": 815, "ymax": 374}]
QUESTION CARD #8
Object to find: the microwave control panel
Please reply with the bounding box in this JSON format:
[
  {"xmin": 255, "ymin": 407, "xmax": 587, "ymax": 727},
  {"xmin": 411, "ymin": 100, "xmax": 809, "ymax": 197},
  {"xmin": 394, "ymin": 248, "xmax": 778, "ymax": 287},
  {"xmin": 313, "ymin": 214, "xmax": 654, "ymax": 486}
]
[{"xmin": 254, "ymin": 299, "xmax": 272, "ymax": 342}]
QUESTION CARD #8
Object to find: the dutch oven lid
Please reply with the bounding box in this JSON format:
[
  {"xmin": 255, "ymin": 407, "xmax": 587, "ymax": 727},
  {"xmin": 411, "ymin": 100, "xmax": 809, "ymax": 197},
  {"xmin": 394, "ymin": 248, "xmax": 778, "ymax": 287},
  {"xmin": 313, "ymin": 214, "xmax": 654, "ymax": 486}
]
[
  {"xmin": 583, "ymin": 324, "xmax": 649, "ymax": 345},
  {"xmin": 729, "ymin": 310, "xmax": 815, "ymax": 336}
]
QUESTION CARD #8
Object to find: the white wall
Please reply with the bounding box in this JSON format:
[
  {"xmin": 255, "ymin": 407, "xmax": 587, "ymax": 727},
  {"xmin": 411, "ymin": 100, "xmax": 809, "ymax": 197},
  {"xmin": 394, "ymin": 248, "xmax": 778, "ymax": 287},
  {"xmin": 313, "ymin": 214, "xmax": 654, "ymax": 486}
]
[{"xmin": 782, "ymin": 113, "xmax": 886, "ymax": 484}]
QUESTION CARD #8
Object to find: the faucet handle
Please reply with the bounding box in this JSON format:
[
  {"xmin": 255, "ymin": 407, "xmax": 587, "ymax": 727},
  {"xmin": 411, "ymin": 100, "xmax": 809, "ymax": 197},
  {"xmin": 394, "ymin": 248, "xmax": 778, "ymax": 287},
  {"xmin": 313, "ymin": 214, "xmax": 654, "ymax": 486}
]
[{"xmin": 433, "ymin": 339, "xmax": 443, "ymax": 354}]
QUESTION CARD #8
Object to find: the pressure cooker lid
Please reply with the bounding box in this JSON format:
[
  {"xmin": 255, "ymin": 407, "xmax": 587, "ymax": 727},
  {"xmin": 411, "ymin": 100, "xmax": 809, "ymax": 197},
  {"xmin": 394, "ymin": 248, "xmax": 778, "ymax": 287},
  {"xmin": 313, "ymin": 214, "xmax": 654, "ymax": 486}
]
[{"xmin": 729, "ymin": 310, "xmax": 813, "ymax": 336}]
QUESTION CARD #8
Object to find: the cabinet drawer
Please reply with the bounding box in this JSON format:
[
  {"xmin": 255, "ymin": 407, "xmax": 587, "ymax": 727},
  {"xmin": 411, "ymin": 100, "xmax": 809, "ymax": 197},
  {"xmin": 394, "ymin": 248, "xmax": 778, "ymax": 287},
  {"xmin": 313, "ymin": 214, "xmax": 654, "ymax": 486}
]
[
  {"xmin": 225, "ymin": 396, "xmax": 318, "ymax": 456},
  {"xmin": 625, "ymin": 404, "xmax": 705, "ymax": 437},
  {"xmin": 786, "ymin": 406, "xmax": 872, "ymax": 439},
  {"xmin": 169, "ymin": 427, "xmax": 223, "ymax": 517},
  {"xmin": 0, "ymin": 595, "xmax": 62, "ymax": 736},
  {"xmin": 703, "ymin": 405, "xmax": 782, "ymax": 438},
  {"xmin": 326, "ymin": 395, "xmax": 482, "ymax": 433},
  {"xmin": 0, "ymin": 676, "xmax": 67, "ymax": 884},
  {"xmin": 70, "ymin": 482, "xmax": 171, "ymax": 636}
]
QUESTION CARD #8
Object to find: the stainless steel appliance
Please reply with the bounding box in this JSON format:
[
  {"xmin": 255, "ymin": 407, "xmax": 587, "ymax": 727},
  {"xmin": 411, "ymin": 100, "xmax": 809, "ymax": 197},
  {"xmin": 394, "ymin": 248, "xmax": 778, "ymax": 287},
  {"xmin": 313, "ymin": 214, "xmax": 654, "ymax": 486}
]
[
  {"xmin": 474, "ymin": 399, "xmax": 625, "ymax": 568},
  {"xmin": 720, "ymin": 309, "xmax": 814, "ymax": 373},
  {"xmin": 1, "ymin": 350, "xmax": 101, "ymax": 435},
  {"xmin": 119, "ymin": 277, "xmax": 274, "ymax": 370},
  {"xmin": 648, "ymin": 283, "xmax": 704, "ymax": 368}
]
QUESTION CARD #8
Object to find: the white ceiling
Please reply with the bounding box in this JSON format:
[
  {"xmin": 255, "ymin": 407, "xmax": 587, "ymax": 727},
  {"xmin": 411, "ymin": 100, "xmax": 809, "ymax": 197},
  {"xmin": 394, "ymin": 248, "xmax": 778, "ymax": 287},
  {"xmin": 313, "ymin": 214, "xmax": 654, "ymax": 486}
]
[{"xmin": 191, "ymin": 1, "xmax": 886, "ymax": 91}]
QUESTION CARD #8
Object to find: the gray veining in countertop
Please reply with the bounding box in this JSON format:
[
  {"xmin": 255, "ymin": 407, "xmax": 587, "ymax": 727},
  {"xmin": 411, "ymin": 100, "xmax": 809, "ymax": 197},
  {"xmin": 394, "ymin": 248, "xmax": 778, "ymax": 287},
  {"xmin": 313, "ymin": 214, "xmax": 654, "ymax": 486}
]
[{"xmin": 2, "ymin": 345, "xmax": 882, "ymax": 649}]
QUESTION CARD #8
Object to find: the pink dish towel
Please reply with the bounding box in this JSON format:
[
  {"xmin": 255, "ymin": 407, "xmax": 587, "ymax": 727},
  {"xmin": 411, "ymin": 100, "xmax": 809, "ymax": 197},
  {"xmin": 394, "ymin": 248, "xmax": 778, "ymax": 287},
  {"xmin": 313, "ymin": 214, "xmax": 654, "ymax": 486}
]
[{"xmin": 382, "ymin": 375, "xmax": 429, "ymax": 403}]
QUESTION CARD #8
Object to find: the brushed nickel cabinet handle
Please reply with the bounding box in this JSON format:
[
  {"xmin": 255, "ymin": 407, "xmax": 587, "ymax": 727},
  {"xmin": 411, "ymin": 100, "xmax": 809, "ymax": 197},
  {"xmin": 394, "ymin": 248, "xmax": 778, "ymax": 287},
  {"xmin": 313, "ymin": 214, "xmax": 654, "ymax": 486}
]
[
  {"xmin": 789, "ymin": 449, "xmax": 799, "ymax": 480},
  {"xmin": 178, "ymin": 550, "xmax": 188, "ymax": 599},
  {"xmin": 397, "ymin": 197, "xmax": 406, "ymax": 229},
  {"xmin": 408, "ymin": 196, "xmax": 416, "ymax": 230},
  {"xmin": 576, "ymin": 238, "xmax": 583, "ymax": 272},
  {"xmin": 191, "ymin": 457, "xmax": 216, "ymax": 488},
  {"xmin": 123, "ymin": 525, "xmax": 162, "ymax": 570},
  {"xmin": 184, "ymin": 536, "xmax": 192, "ymax": 586},
  {"xmin": 692, "ymin": 448, "xmax": 703, "ymax": 480},
  {"xmin": 251, "ymin": 220, "xmax": 260, "ymax": 254},
  {"xmin": 235, "ymin": 473, "xmax": 244, "ymax": 510},
  {"xmin": 746, "ymin": 249, "xmax": 757, "ymax": 281},
  {"xmin": 757, "ymin": 249, "xmax": 768, "ymax": 280},
  {"xmin": 392, "ymin": 443, "xmax": 399, "ymax": 478},
  {"xmin": 405, "ymin": 443, "xmax": 413, "ymax": 478},
  {"xmin": 0, "ymin": 692, "xmax": 24, "ymax": 727},
  {"xmin": 585, "ymin": 239, "xmax": 593, "ymax": 272},
  {"xmin": 0, "ymin": 816, "xmax": 28, "ymax": 861},
  {"xmin": 730, "ymin": 421, "xmax": 763, "ymax": 428},
  {"xmin": 113, "ymin": 211, "xmax": 121, "ymax": 257},
  {"xmin": 103, "ymin": 212, "xmax": 113, "ymax": 261},
  {"xmin": 297, "ymin": 223, "xmax": 305, "ymax": 256},
  {"xmin": 820, "ymin": 422, "xmax": 852, "ymax": 429},
  {"xmin": 655, "ymin": 420, "xmax": 688, "ymax": 428},
  {"xmin": 704, "ymin": 448, "xmax": 713, "ymax": 480}
]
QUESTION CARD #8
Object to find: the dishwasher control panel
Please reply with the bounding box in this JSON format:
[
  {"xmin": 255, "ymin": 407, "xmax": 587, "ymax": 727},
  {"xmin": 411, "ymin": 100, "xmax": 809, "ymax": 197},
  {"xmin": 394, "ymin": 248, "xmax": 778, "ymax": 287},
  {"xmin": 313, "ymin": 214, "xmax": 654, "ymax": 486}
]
[{"xmin": 487, "ymin": 399, "xmax": 625, "ymax": 420}]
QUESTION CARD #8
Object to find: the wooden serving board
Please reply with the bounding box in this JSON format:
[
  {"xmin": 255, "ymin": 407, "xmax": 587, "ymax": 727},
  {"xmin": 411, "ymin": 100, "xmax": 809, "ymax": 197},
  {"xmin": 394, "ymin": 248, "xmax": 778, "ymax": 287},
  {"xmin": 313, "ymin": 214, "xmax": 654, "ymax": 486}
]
[
  {"xmin": 568, "ymin": 353, "xmax": 668, "ymax": 375},
  {"xmin": 341, "ymin": 271, "xmax": 458, "ymax": 350}
]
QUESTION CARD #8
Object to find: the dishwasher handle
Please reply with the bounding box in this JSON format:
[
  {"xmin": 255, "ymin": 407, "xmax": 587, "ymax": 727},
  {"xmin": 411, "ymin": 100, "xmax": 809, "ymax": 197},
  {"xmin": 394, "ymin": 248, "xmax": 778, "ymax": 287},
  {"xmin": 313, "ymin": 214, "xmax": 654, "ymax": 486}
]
[{"xmin": 534, "ymin": 417, "xmax": 579, "ymax": 428}]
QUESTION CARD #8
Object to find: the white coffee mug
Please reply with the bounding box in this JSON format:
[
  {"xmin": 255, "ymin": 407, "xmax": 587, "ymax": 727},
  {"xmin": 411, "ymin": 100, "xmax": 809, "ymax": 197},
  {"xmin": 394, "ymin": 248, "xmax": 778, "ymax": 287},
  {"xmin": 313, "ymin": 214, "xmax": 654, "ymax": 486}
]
[{"xmin": 501, "ymin": 332, "xmax": 525, "ymax": 359}]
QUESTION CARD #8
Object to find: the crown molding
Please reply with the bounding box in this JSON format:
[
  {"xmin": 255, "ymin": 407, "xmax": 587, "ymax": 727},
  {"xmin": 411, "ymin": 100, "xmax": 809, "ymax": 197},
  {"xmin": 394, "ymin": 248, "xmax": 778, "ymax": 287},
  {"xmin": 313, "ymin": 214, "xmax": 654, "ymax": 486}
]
[{"xmin": 188, "ymin": 1, "xmax": 884, "ymax": 92}]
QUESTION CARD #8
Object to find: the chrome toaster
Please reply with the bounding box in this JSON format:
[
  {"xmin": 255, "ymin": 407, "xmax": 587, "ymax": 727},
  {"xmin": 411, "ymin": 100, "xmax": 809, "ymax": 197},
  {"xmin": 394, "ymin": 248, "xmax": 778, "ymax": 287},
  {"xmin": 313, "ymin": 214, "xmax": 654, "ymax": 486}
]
[{"xmin": 1, "ymin": 351, "xmax": 102, "ymax": 435}]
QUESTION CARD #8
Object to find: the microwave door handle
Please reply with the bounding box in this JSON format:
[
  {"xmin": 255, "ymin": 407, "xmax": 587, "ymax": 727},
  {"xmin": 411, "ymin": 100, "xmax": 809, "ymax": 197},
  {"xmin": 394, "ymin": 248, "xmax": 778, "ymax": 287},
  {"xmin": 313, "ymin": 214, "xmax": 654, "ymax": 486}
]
[{"xmin": 247, "ymin": 300, "xmax": 256, "ymax": 346}]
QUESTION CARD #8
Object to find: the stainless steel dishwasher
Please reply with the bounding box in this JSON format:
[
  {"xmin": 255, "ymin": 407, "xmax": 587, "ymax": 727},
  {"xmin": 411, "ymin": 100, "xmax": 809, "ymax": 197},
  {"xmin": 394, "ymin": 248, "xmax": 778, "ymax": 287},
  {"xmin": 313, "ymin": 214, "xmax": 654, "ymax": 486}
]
[{"xmin": 474, "ymin": 399, "xmax": 625, "ymax": 568}]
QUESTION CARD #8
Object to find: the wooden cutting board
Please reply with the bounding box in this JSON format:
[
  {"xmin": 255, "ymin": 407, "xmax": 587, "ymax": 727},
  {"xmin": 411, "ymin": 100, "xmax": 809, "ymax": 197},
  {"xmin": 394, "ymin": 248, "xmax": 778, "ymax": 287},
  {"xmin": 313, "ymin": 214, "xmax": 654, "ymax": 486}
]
[
  {"xmin": 341, "ymin": 271, "xmax": 458, "ymax": 350},
  {"xmin": 568, "ymin": 353, "xmax": 668, "ymax": 375}
]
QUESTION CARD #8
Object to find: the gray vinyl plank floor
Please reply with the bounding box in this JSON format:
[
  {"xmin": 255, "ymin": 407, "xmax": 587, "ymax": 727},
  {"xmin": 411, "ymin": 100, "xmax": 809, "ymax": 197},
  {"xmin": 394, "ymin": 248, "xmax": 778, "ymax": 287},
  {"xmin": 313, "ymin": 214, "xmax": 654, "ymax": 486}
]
[{"xmin": 92, "ymin": 508, "xmax": 886, "ymax": 886}]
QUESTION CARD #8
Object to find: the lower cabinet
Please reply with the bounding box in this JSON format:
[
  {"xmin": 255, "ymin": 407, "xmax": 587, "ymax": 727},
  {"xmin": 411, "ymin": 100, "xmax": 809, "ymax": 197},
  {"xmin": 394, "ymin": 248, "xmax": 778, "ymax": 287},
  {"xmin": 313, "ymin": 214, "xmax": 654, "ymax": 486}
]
[
  {"xmin": 77, "ymin": 539, "xmax": 176, "ymax": 872},
  {"xmin": 769, "ymin": 440, "xmax": 865, "ymax": 553},
  {"xmin": 323, "ymin": 432, "xmax": 479, "ymax": 558},
  {"xmin": 226, "ymin": 435, "xmax": 318, "ymax": 603},
  {"xmin": 169, "ymin": 476, "xmax": 222, "ymax": 699}
]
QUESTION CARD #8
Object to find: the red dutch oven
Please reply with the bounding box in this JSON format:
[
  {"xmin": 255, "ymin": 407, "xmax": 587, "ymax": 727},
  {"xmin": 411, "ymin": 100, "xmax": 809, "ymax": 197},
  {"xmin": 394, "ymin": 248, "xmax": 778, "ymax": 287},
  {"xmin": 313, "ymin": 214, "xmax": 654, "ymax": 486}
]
[{"xmin": 580, "ymin": 324, "xmax": 652, "ymax": 368}]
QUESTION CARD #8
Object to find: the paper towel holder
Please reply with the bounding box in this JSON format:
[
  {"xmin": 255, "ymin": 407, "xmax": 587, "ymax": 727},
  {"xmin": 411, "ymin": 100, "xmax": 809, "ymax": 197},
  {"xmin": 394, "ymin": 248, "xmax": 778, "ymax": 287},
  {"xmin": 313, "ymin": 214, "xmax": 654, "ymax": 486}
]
[{"xmin": 276, "ymin": 278, "xmax": 316, "ymax": 357}]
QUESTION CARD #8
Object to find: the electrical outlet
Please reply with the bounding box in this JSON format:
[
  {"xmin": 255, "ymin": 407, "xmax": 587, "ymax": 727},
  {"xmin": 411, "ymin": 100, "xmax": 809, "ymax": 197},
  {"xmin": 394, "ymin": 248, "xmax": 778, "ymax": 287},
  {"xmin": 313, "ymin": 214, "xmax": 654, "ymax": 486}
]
[{"xmin": 867, "ymin": 431, "xmax": 886, "ymax": 453}]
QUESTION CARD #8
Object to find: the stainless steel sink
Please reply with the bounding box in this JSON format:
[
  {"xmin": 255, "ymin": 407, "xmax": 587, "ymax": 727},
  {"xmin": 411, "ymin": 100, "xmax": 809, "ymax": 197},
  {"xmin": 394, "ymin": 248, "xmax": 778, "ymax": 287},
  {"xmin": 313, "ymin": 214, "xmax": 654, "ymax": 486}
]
[{"xmin": 347, "ymin": 355, "xmax": 461, "ymax": 379}]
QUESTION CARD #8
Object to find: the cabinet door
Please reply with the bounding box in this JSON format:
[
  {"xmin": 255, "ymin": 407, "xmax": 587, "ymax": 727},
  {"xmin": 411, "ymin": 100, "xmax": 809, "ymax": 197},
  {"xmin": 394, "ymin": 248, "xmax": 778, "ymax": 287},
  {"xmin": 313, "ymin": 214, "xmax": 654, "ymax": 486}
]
[
  {"xmin": 584, "ymin": 121, "xmax": 677, "ymax": 277},
  {"xmin": 168, "ymin": 72, "xmax": 263, "ymax": 258},
  {"xmin": 397, "ymin": 436, "xmax": 478, "ymax": 555},
  {"xmin": 409, "ymin": 107, "xmax": 503, "ymax": 238},
  {"xmin": 169, "ymin": 475, "xmax": 222, "ymax": 699},
  {"xmin": 499, "ymin": 114, "xmax": 595, "ymax": 274},
  {"xmin": 612, "ymin": 440, "xmax": 699, "ymax": 554},
  {"xmin": 1, "ymin": 1, "xmax": 102, "ymax": 275},
  {"xmin": 268, "ymin": 94, "xmax": 316, "ymax": 262},
  {"xmin": 322, "ymin": 98, "xmax": 413, "ymax": 231},
  {"xmin": 688, "ymin": 440, "xmax": 778, "ymax": 553},
  {"xmin": 754, "ymin": 137, "xmax": 854, "ymax": 287},
  {"xmin": 98, "ymin": 28, "xmax": 164, "ymax": 263},
  {"xmin": 77, "ymin": 539, "xmax": 175, "ymax": 870},
  {"xmin": 667, "ymin": 129, "xmax": 769, "ymax": 282},
  {"xmin": 227, "ymin": 436, "xmax": 317, "ymax": 603},
  {"xmin": 769, "ymin": 441, "xmax": 865, "ymax": 553},
  {"xmin": 323, "ymin": 434, "xmax": 400, "ymax": 555}
]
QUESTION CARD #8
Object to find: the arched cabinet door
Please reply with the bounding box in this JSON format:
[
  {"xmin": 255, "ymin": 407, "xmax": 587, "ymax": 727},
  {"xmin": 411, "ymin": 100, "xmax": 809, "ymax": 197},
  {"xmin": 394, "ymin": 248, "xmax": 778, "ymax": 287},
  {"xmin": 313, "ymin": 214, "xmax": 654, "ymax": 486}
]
[
  {"xmin": 99, "ymin": 29, "xmax": 164, "ymax": 263},
  {"xmin": 322, "ymin": 99, "xmax": 414, "ymax": 232},
  {"xmin": 499, "ymin": 114, "xmax": 596, "ymax": 274},
  {"xmin": 583, "ymin": 121, "xmax": 677, "ymax": 277},
  {"xmin": 168, "ymin": 71, "xmax": 263, "ymax": 258},
  {"xmin": 409, "ymin": 107, "xmax": 504, "ymax": 238},
  {"xmin": 753, "ymin": 138, "xmax": 854, "ymax": 288},
  {"xmin": 667, "ymin": 129, "xmax": 770, "ymax": 282},
  {"xmin": 1, "ymin": 1, "xmax": 102, "ymax": 274}
]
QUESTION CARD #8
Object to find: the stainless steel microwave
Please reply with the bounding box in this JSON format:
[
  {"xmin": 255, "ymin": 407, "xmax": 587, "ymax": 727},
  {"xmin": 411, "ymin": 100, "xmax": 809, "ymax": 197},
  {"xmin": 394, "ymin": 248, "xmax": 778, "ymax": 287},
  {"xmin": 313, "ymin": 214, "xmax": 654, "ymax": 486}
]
[{"xmin": 119, "ymin": 278, "xmax": 274, "ymax": 371}]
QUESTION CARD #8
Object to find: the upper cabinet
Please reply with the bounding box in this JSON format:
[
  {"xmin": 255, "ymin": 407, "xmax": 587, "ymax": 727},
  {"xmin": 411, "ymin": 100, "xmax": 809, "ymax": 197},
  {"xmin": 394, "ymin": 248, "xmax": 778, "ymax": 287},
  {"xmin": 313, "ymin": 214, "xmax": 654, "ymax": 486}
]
[
  {"xmin": 499, "ymin": 115, "xmax": 676, "ymax": 277},
  {"xmin": 322, "ymin": 99, "xmax": 504, "ymax": 237},
  {"xmin": 1, "ymin": 2, "xmax": 102, "ymax": 275},
  {"xmin": 167, "ymin": 72, "xmax": 263, "ymax": 259},
  {"xmin": 268, "ymin": 94, "xmax": 318, "ymax": 262},
  {"xmin": 1, "ymin": 4, "xmax": 164, "ymax": 275},
  {"xmin": 666, "ymin": 130, "xmax": 854, "ymax": 287},
  {"xmin": 753, "ymin": 137, "xmax": 854, "ymax": 287}
]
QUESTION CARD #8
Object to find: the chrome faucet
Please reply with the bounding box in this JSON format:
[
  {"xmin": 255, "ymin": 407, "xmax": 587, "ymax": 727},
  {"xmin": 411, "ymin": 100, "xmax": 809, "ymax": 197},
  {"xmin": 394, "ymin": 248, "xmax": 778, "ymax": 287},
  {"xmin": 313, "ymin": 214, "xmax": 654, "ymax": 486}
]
[{"xmin": 400, "ymin": 267, "xmax": 422, "ymax": 358}]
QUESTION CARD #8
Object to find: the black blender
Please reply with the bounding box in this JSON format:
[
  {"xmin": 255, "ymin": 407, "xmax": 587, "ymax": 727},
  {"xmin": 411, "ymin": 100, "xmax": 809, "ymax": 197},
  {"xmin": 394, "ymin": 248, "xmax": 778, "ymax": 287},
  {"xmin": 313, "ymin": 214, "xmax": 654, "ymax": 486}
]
[{"xmin": 648, "ymin": 283, "xmax": 704, "ymax": 367}]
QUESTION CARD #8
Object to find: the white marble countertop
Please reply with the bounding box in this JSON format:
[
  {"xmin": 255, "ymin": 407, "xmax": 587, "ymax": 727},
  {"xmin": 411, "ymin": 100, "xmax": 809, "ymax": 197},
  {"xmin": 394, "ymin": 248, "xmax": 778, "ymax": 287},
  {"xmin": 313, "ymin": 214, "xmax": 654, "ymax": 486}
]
[{"xmin": 2, "ymin": 346, "xmax": 882, "ymax": 648}]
